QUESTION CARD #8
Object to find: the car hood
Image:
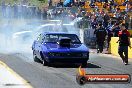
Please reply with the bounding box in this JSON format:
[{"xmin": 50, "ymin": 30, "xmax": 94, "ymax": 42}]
[{"xmin": 43, "ymin": 43, "xmax": 89, "ymax": 52}]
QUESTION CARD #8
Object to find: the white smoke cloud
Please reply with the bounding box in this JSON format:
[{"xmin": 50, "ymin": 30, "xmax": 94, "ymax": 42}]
[{"xmin": 0, "ymin": 7, "xmax": 80, "ymax": 55}]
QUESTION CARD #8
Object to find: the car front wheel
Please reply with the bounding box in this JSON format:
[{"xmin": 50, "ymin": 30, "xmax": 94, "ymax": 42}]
[
  {"xmin": 40, "ymin": 52, "xmax": 49, "ymax": 66},
  {"xmin": 33, "ymin": 51, "xmax": 39, "ymax": 62},
  {"xmin": 42, "ymin": 59, "xmax": 48, "ymax": 66}
]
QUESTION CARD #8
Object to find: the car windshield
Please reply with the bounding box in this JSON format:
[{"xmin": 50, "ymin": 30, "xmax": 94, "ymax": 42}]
[{"xmin": 45, "ymin": 34, "xmax": 81, "ymax": 43}]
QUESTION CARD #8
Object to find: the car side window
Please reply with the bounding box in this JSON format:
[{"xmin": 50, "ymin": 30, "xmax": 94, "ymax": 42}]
[{"xmin": 37, "ymin": 34, "xmax": 45, "ymax": 43}]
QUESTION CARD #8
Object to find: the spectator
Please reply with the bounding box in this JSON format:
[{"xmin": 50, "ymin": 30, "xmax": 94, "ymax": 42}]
[
  {"xmin": 17, "ymin": 4, "xmax": 22, "ymax": 19},
  {"xmin": 125, "ymin": 1, "xmax": 130, "ymax": 12},
  {"xmin": 13, "ymin": 3, "xmax": 18, "ymax": 18},
  {"xmin": 90, "ymin": 0, "xmax": 96, "ymax": 4},
  {"xmin": 1, "ymin": 1, "xmax": 6, "ymax": 18},
  {"xmin": 76, "ymin": 9, "xmax": 82, "ymax": 17},
  {"xmin": 6, "ymin": 3, "xmax": 12, "ymax": 19},
  {"xmin": 114, "ymin": 7, "xmax": 121, "ymax": 19},
  {"xmin": 106, "ymin": 20, "xmax": 114, "ymax": 50},
  {"xmin": 48, "ymin": 0, "xmax": 52, "ymax": 7},
  {"xmin": 42, "ymin": 8, "xmax": 47, "ymax": 20},
  {"xmin": 31, "ymin": 5, "xmax": 37, "ymax": 18},
  {"xmin": 26, "ymin": 5, "xmax": 30, "ymax": 18},
  {"xmin": 91, "ymin": 18, "xmax": 98, "ymax": 30},
  {"xmin": 36, "ymin": 7, "xmax": 42, "ymax": 19},
  {"xmin": 94, "ymin": 23, "xmax": 107, "ymax": 53},
  {"xmin": 103, "ymin": 12, "xmax": 110, "ymax": 28},
  {"xmin": 127, "ymin": 2, "xmax": 132, "ymax": 12},
  {"xmin": 124, "ymin": 14, "xmax": 130, "ymax": 29},
  {"xmin": 112, "ymin": 22, "xmax": 120, "ymax": 37},
  {"xmin": 105, "ymin": 0, "xmax": 108, "ymax": 3},
  {"xmin": 118, "ymin": 23, "xmax": 131, "ymax": 65},
  {"xmin": 22, "ymin": 4, "xmax": 27, "ymax": 19},
  {"xmin": 96, "ymin": 11, "xmax": 104, "ymax": 23}
]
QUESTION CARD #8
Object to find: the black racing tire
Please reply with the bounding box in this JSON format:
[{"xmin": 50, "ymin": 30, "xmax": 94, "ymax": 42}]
[
  {"xmin": 40, "ymin": 52, "xmax": 49, "ymax": 66},
  {"xmin": 33, "ymin": 51, "xmax": 39, "ymax": 62},
  {"xmin": 42, "ymin": 59, "xmax": 48, "ymax": 66}
]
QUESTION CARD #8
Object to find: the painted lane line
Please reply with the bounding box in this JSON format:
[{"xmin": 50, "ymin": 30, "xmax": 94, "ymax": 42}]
[{"xmin": 0, "ymin": 61, "xmax": 33, "ymax": 88}]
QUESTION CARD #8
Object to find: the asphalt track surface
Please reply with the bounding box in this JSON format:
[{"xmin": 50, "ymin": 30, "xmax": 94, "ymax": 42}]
[{"xmin": 0, "ymin": 50, "xmax": 132, "ymax": 88}]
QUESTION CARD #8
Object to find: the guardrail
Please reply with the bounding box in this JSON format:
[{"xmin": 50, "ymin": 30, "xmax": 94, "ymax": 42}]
[{"xmin": 109, "ymin": 37, "xmax": 132, "ymax": 59}]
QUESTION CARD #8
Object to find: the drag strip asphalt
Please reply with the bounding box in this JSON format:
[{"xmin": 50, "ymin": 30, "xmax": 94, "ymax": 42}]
[{"xmin": 0, "ymin": 52, "xmax": 132, "ymax": 88}]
